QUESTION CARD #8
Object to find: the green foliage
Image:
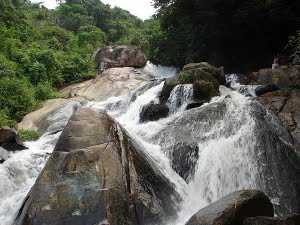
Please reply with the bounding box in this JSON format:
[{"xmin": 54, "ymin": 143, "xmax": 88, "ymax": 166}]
[
  {"xmin": 0, "ymin": 109, "xmax": 16, "ymax": 127},
  {"xmin": 0, "ymin": 77, "xmax": 36, "ymax": 121},
  {"xmin": 286, "ymin": 31, "xmax": 300, "ymax": 65},
  {"xmin": 0, "ymin": 0, "xmax": 149, "ymax": 127},
  {"xmin": 18, "ymin": 129, "xmax": 40, "ymax": 141},
  {"xmin": 35, "ymin": 82, "xmax": 60, "ymax": 101},
  {"xmin": 152, "ymin": 0, "xmax": 300, "ymax": 72}
]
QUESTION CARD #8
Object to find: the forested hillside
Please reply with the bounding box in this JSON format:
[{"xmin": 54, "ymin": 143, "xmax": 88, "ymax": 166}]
[
  {"xmin": 151, "ymin": 0, "xmax": 300, "ymax": 71},
  {"xmin": 1, "ymin": 0, "xmax": 300, "ymax": 129},
  {"xmin": 0, "ymin": 0, "xmax": 159, "ymax": 127}
]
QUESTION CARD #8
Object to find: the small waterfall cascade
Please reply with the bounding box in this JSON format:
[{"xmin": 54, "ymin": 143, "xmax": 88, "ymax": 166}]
[
  {"xmin": 167, "ymin": 84, "xmax": 194, "ymax": 114},
  {"xmin": 1, "ymin": 65, "xmax": 299, "ymax": 225}
]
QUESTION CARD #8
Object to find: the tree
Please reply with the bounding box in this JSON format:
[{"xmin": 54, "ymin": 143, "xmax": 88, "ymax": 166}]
[{"xmin": 152, "ymin": 0, "xmax": 300, "ymax": 72}]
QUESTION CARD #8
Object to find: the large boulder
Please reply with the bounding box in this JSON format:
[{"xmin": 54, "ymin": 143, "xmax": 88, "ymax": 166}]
[
  {"xmin": 14, "ymin": 108, "xmax": 180, "ymax": 225},
  {"xmin": 186, "ymin": 190, "xmax": 274, "ymax": 225},
  {"xmin": 250, "ymin": 65, "xmax": 300, "ymax": 88},
  {"xmin": 60, "ymin": 67, "xmax": 153, "ymax": 101},
  {"xmin": 0, "ymin": 127, "xmax": 26, "ymax": 151},
  {"xmin": 94, "ymin": 45, "xmax": 147, "ymax": 70},
  {"xmin": 243, "ymin": 215, "xmax": 300, "ymax": 225},
  {"xmin": 182, "ymin": 62, "xmax": 225, "ymax": 84},
  {"xmin": 160, "ymin": 62, "xmax": 224, "ymax": 105},
  {"xmin": 140, "ymin": 102, "xmax": 169, "ymax": 123}
]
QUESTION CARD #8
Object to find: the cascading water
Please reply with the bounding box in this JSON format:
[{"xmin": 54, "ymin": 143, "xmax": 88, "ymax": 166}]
[
  {"xmin": 167, "ymin": 84, "xmax": 193, "ymax": 114},
  {"xmin": 1, "ymin": 65, "xmax": 298, "ymax": 225}
]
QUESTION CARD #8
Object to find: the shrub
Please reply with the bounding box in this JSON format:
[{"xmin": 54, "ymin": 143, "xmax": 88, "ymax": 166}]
[
  {"xmin": 18, "ymin": 129, "xmax": 40, "ymax": 141},
  {"xmin": 0, "ymin": 109, "xmax": 16, "ymax": 127},
  {"xmin": 34, "ymin": 82, "xmax": 60, "ymax": 101},
  {"xmin": 0, "ymin": 77, "xmax": 36, "ymax": 121}
]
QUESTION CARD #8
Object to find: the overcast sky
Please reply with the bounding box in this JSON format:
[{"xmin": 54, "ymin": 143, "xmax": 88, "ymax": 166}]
[{"xmin": 32, "ymin": 0, "xmax": 156, "ymax": 20}]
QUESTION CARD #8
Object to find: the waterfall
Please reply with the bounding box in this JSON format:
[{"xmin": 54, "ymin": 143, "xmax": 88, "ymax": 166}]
[
  {"xmin": 167, "ymin": 84, "xmax": 193, "ymax": 114},
  {"xmin": 0, "ymin": 66, "xmax": 298, "ymax": 225}
]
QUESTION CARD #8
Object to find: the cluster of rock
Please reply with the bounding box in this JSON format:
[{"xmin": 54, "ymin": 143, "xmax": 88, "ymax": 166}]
[
  {"xmin": 140, "ymin": 62, "xmax": 225, "ymax": 122},
  {"xmin": 94, "ymin": 45, "xmax": 147, "ymax": 73}
]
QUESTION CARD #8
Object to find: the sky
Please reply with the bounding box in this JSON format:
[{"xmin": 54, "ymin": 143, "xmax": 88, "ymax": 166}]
[{"xmin": 31, "ymin": 0, "xmax": 156, "ymax": 20}]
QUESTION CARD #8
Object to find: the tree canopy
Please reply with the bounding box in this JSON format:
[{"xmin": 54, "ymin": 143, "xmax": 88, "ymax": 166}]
[{"xmin": 152, "ymin": 0, "xmax": 300, "ymax": 72}]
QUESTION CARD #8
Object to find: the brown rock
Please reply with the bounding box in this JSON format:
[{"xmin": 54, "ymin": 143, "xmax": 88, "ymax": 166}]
[
  {"xmin": 94, "ymin": 45, "xmax": 147, "ymax": 71},
  {"xmin": 250, "ymin": 65, "xmax": 300, "ymax": 88},
  {"xmin": 60, "ymin": 67, "xmax": 152, "ymax": 101}
]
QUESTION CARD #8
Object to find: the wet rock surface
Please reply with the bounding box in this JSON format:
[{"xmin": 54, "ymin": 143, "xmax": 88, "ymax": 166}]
[
  {"xmin": 140, "ymin": 102, "xmax": 169, "ymax": 123},
  {"xmin": 0, "ymin": 127, "xmax": 26, "ymax": 151},
  {"xmin": 185, "ymin": 190, "xmax": 274, "ymax": 225},
  {"xmin": 14, "ymin": 108, "xmax": 179, "ymax": 225},
  {"xmin": 171, "ymin": 143, "xmax": 199, "ymax": 182}
]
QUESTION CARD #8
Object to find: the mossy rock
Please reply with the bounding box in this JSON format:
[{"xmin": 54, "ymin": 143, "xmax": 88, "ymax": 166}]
[
  {"xmin": 183, "ymin": 62, "xmax": 225, "ymax": 84},
  {"xmin": 193, "ymin": 80, "xmax": 219, "ymax": 101},
  {"xmin": 160, "ymin": 62, "xmax": 221, "ymax": 104}
]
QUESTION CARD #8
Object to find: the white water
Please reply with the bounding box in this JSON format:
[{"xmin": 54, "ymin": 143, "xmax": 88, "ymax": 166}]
[
  {"xmin": 0, "ymin": 132, "xmax": 61, "ymax": 225},
  {"xmin": 88, "ymin": 82, "xmax": 263, "ymax": 225},
  {"xmin": 167, "ymin": 84, "xmax": 193, "ymax": 114},
  {"xmin": 143, "ymin": 61, "xmax": 178, "ymax": 78},
  {"xmin": 0, "ymin": 65, "xmax": 293, "ymax": 225},
  {"xmin": 168, "ymin": 87, "xmax": 260, "ymax": 225}
]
